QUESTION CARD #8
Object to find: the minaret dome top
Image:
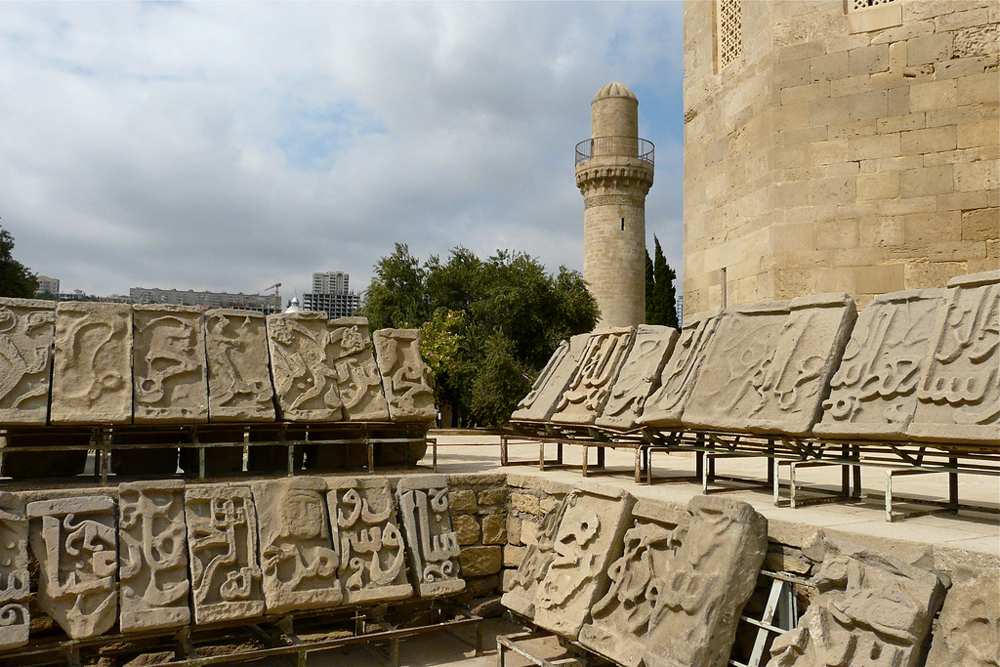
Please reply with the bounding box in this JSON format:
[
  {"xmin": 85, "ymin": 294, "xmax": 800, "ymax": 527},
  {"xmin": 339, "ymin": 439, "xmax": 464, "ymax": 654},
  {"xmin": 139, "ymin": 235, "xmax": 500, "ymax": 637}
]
[{"xmin": 592, "ymin": 81, "xmax": 637, "ymax": 103}]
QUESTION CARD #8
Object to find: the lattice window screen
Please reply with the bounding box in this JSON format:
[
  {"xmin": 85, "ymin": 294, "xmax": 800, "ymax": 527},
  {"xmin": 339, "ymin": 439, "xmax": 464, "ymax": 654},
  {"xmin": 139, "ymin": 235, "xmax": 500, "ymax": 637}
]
[
  {"xmin": 717, "ymin": 0, "xmax": 742, "ymax": 71},
  {"xmin": 851, "ymin": 0, "xmax": 898, "ymax": 9}
]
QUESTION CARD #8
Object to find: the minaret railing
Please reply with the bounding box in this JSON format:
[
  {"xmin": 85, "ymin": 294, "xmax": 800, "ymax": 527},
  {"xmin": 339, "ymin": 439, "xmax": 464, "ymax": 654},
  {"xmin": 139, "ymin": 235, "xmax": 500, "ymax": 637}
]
[{"xmin": 575, "ymin": 137, "xmax": 654, "ymax": 166}]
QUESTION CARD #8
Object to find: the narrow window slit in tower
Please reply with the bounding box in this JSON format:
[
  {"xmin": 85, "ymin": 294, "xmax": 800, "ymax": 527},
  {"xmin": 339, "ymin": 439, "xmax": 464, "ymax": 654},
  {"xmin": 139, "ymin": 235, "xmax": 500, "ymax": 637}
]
[{"xmin": 621, "ymin": 218, "xmax": 625, "ymax": 231}]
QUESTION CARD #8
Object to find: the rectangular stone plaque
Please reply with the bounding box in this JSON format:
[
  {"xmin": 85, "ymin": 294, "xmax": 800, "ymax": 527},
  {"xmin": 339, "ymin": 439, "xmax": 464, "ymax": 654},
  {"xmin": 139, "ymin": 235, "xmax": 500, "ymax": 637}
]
[
  {"xmin": 185, "ymin": 485, "xmax": 264, "ymax": 624},
  {"xmin": 373, "ymin": 329, "xmax": 437, "ymax": 422},
  {"xmin": 0, "ymin": 298, "xmax": 55, "ymax": 426},
  {"xmin": 28, "ymin": 495, "xmax": 117, "ymax": 639},
  {"xmin": 396, "ymin": 475, "xmax": 464, "ymax": 597},
  {"xmin": 51, "ymin": 302, "xmax": 133, "ymax": 425},
  {"xmin": 0, "ymin": 492, "xmax": 29, "ymax": 648},
  {"xmin": 596, "ymin": 325, "xmax": 678, "ymax": 431},
  {"xmin": 511, "ymin": 333, "xmax": 590, "ymax": 423},
  {"xmin": 327, "ymin": 477, "xmax": 413, "ymax": 604},
  {"xmin": 205, "ymin": 309, "xmax": 275, "ymax": 422},
  {"xmin": 551, "ymin": 328, "xmax": 635, "ymax": 425},
  {"xmin": 814, "ymin": 288, "xmax": 948, "ymax": 439},
  {"xmin": 328, "ymin": 317, "xmax": 390, "ymax": 421},
  {"xmin": 267, "ymin": 312, "xmax": 343, "ymax": 422},
  {"xmin": 118, "ymin": 480, "xmax": 190, "ymax": 632},
  {"xmin": 908, "ymin": 271, "xmax": 1000, "ymax": 445},
  {"xmin": 133, "ymin": 304, "xmax": 208, "ymax": 424}
]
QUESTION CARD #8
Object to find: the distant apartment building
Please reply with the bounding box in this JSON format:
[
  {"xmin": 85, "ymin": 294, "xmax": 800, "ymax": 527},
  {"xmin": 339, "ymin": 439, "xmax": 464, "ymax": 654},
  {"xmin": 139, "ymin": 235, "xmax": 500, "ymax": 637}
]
[
  {"xmin": 35, "ymin": 275, "xmax": 59, "ymax": 295},
  {"xmin": 303, "ymin": 270, "xmax": 360, "ymax": 319},
  {"xmin": 129, "ymin": 287, "xmax": 279, "ymax": 314}
]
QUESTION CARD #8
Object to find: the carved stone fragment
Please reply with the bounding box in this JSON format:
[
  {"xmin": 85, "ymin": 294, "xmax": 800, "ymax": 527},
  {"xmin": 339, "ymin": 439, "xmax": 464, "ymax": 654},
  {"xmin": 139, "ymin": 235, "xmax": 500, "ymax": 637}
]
[
  {"xmin": 596, "ymin": 325, "xmax": 678, "ymax": 431},
  {"xmin": 118, "ymin": 481, "xmax": 190, "ymax": 632},
  {"xmin": 551, "ymin": 328, "xmax": 635, "ymax": 425},
  {"xmin": 250, "ymin": 478, "xmax": 341, "ymax": 613},
  {"xmin": 50, "ymin": 302, "xmax": 133, "ymax": 425},
  {"xmin": 204, "ymin": 309, "xmax": 275, "ymax": 422},
  {"xmin": 185, "ymin": 485, "xmax": 264, "ymax": 624},
  {"xmin": 373, "ymin": 329, "xmax": 436, "ymax": 422},
  {"xmin": 27, "ymin": 495, "xmax": 117, "ymax": 639},
  {"xmin": 639, "ymin": 311, "xmax": 720, "ymax": 427},
  {"xmin": 133, "ymin": 305, "xmax": 208, "ymax": 424},
  {"xmin": 908, "ymin": 271, "xmax": 1000, "ymax": 444},
  {"xmin": 815, "ymin": 289, "xmax": 949, "ymax": 439},
  {"xmin": 327, "ymin": 478, "xmax": 412, "ymax": 604},
  {"xmin": 0, "ymin": 492, "xmax": 29, "ymax": 648},
  {"xmin": 0, "ymin": 298, "xmax": 55, "ymax": 425},
  {"xmin": 328, "ymin": 317, "xmax": 390, "ymax": 421},
  {"xmin": 511, "ymin": 334, "xmax": 590, "ymax": 422},
  {"xmin": 396, "ymin": 475, "xmax": 464, "ymax": 597},
  {"xmin": 766, "ymin": 541, "xmax": 945, "ymax": 667},
  {"xmin": 267, "ymin": 313, "xmax": 343, "ymax": 422},
  {"xmin": 501, "ymin": 492, "xmax": 571, "ymax": 621},
  {"xmin": 683, "ymin": 295, "xmax": 856, "ymax": 435},
  {"xmin": 925, "ymin": 569, "xmax": 999, "ymax": 667}
]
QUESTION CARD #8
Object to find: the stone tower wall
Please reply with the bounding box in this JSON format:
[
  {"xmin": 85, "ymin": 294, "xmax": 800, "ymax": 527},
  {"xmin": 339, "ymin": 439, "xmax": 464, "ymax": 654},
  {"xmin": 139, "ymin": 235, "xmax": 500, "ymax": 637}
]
[{"xmin": 683, "ymin": 0, "xmax": 999, "ymax": 316}]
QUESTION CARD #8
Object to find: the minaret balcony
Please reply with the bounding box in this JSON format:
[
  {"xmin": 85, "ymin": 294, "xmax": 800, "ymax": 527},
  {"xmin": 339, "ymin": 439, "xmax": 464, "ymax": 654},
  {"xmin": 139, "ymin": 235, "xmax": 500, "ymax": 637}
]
[{"xmin": 575, "ymin": 136, "xmax": 655, "ymax": 167}]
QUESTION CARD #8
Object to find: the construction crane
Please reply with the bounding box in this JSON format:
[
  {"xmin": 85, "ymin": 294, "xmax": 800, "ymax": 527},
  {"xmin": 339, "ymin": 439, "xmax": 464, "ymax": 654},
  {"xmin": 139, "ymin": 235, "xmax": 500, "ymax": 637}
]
[{"xmin": 264, "ymin": 283, "xmax": 281, "ymax": 313}]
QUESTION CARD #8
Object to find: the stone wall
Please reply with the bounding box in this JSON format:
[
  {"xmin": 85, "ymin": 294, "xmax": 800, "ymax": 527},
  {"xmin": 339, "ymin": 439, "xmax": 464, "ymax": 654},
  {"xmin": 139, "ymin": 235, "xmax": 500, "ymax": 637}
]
[
  {"xmin": 684, "ymin": 0, "xmax": 999, "ymax": 316},
  {"xmin": 447, "ymin": 473, "xmax": 509, "ymax": 611}
]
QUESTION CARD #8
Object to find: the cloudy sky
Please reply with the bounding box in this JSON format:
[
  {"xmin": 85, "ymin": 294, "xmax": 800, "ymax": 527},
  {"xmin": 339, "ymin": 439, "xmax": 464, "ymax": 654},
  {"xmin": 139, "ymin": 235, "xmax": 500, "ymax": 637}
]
[{"xmin": 1, "ymin": 1, "xmax": 685, "ymax": 302}]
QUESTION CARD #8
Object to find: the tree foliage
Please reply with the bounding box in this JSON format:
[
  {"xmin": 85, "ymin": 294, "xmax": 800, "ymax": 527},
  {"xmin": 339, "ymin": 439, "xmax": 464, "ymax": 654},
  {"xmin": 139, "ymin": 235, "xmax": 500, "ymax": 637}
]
[
  {"xmin": 360, "ymin": 245, "xmax": 599, "ymax": 426},
  {"xmin": 645, "ymin": 235, "xmax": 679, "ymax": 329},
  {"xmin": 0, "ymin": 226, "xmax": 39, "ymax": 299}
]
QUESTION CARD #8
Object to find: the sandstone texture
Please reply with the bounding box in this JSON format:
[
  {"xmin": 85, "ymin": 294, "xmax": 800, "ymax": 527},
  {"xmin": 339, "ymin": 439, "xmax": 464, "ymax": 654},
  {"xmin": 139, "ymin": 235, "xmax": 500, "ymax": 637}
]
[
  {"xmin": 396, "ymin": 475, "xmax": 464, "ymax": 597},
  {"xmin": 267, "ymin": 312, "xmax": 343, "ymax": 422},
  {"xmin": 0, "ymin": 493, "xmax": 29, "ymax": 648},
  {"xmin": 511, "ymin": 333, "xmax": 590, "ymax": 423},
  {"xmin": 133, "ymin": 304, "xmax": 208, "ymax": 424},
  {"xmin": 0, "ymin": 298, "xmax": 55, "ymax": 426},
  {"xmin": 373, "ymin": 329, "xmax": 436, "ymax": 422},
  {"xmin": 204, "ymin": 309, "xmax": 275, "ymax": 422},
  {"xmin": 596, "ymin": 325, "xmax": 678, "ymax": 431},
  {"xmin": 551, "ymin": 328, "xmax": 635, "ymax": 425},
  {"xmin": 327, "ymin": 317, "xmax": 390, "ymax": 421},
  {"xmin": 925, "ymin": 568, "xmax": 999, "ymax": 667}
]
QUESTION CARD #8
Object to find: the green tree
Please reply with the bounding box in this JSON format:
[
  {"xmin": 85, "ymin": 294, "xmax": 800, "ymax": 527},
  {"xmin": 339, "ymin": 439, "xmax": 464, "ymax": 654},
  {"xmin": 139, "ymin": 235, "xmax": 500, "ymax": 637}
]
[
  {"xmin": 0, "ymin": 226, "xmax": 39, "ymax": 299},
  {"xmin": 358, "ymin": 243, "xmax": 428, "ymax": 329},
  {"xmin": 645, "ymin": 235, "xmax": 679, "ymax": 329}
]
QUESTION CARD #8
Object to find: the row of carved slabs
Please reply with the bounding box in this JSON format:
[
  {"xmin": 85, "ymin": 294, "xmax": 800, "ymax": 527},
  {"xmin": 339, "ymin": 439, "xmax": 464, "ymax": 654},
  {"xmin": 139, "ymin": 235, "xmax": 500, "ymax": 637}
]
[
  {"xmin": 0, "ymin": 475, "xmax": 463, "ymax": 648},
  {"xmin": 0, "ymin": 301, "xmax": 436, "ymax": 426},
  {"xmin": 513, "ymin": 270, "xmax": 999, "ymax": 445}
]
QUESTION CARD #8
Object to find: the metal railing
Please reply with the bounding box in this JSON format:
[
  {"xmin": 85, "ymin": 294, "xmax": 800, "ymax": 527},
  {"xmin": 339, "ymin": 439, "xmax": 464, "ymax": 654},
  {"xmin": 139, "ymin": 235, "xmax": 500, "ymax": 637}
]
[{"xmin": 575, "ymin": 136, "xmax": 654, "ymax": 166}]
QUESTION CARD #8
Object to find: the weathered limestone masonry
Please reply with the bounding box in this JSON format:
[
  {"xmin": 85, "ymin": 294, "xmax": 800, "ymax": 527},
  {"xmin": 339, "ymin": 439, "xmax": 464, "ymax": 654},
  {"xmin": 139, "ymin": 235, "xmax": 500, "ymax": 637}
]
[
  {"xmin": 684, "ymin": 0, "xmax": 999, "ymax": 316},
  {"xmin": 446, "ymin": 473, "xmax": 509, "ymax": 613}
]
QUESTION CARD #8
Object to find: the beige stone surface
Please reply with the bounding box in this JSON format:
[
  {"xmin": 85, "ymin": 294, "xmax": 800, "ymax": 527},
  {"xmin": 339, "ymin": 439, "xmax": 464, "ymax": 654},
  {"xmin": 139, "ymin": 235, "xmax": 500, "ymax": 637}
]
[
  {"xmin": 251, "ymin": 477, "xmax": 341, "ymax": 614},
  {"xmin": 0, "ymin": 298, "xmax": 55, "ymax": 426},
  {"xmin": 373, "ymin": 329, "xmax": 436, "ymax": 422},
  {"xmin": 133, "ymin": 304, "xmax": 208, "ymax": 424},
  {"xmin": 118, "ymin": 480, "xmax": 190, "ymax": 632},
  {"xmin": 204, "ymin": 309, "xmax": 275, "ymax": 423},
  {"xmin": 925, "ymin": 569, "xmax": 999, "ymax": 667},
  {"xmin": 511, "ymin": 333, "xmax": 590, "ymax": 422},
  {"xmin": 908, "ymin": 270, "xmax": 1000, "ymax": 444},
  {"xmin": 267, "ymin": 312, "xmax": 343, "ymax": 422},
  {"xmin": 551, "ymin": 328, "xmax": 635, "ymax": 425},
  {"xmin": 50, "ymin": 302, "xmax": 133, "ymax": 425},
  {"xmin": 327, "ymin": 317, "xmax": 390, "ymax": 421},
  {"xmin": 327, "ymin": 477, "xmax": 412, "ymax": 605},
  {"xmin": 0, "ymin": 492, "xmax": 29, "ymax": 648},
  {"xmin": 396, "ymin": 475, "xmax": 464, "ymax": 597},
  {"xmin": 28, "ymin": 495, "xmax": 117, "ymax": 639},
  {"xmin": 815, "ymin": 288, "xmax": 949, "ymax": 438},
  {"xmin": 185, "ymin": 484, "xmax": 264, "ymax": 624},
  {"xmin": 595, "ymin": 325, "xmax": 679, "ymax": 431}
]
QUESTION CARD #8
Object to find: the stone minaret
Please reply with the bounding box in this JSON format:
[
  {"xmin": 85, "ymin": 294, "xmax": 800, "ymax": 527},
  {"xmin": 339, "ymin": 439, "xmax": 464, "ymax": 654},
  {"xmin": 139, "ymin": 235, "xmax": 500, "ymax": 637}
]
[{"xmin": 576, "ymin": 82, "xmax": 654, "ymax": 328}]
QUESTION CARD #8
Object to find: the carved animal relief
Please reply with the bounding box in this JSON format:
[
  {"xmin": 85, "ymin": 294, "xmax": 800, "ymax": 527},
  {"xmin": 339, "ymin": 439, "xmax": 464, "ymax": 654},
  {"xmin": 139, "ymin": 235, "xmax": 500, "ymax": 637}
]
[
  {"xmin": 373, "ymin": 329, "xmax": 436, "ymax": 422},
  {"xmin": 396, "ymin": 475, "xmax": 464, "ymax": 597},
  {"xmin": 0, "ymin": 494, "xmax": 28, "ymax": 648},
  {"xmin": 640, "ymin": 312, "xmax": 719, "ymax": 428},
  {"xmin": 551, "ymin": 328, "xmax": 635, "ymax": 425},
  {"xmin": 133, "ymin": 305, "xmax": 208, "ymax": 424},
  {"xmin": 204, "ymin": 309, "xmax": 275, "ymax": 422},
  {"xmin": 512, "ymin": 334, "xmax": 590, "ymax": 422},
  {"xmin": 596, "ymin": 325, "xmax": 678, "ymax": 431},
  {"xmin": 0, "ymin": 299, "xmax": 54, "ymax": 425},
  {"xmin": 267, "ymin": 313, "xmax": 343, "ymax": 422},
  {"xmin": 327, "ymin": 318, "xmax": 390, "ymax": 421}
]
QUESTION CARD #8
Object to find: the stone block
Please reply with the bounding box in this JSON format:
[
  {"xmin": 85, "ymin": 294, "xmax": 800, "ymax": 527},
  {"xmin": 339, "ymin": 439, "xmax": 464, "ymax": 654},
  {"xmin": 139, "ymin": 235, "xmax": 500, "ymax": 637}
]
[
  {"xmin": 877, "ymin": 112, "xmax": 925, "ymax": 135},
  {"xmin": 910, "ymin": 79, "xmax": 958, "ymax": 112},
  {"xmin": 0, "ymin": 298, "xmax": 55, "ymax": 426},
  {"xmin": 925, "ymin": 569, "xmax": 999, "ymax": 667},
  {"xmin": 204, "ymin": 309, "xmax": 275, "ymax": 422},
  {"xmin": 907, "ymin": 33, "xmax": 954, "ymax": 66},
  {"xmin": 501, "ymin": 569, "xmax": 518, "ymax": 593},
  {"xmin": 459, "ymin": 546, "xmax": 502, "ymax": 577},
  {"xmin": 901, "ymin": 125, "xmax": 958, "ymax": 154},
  {"xmin": 327, "ymin": 477, "xmax": 412, "ymax": 605},
  {"xmin": 849, "ymin": 43, "xmax": 889, "ymax": 75},
  {"xmin": 962, "ymin": 208, "xmax": 1000, "ymax": 242},
  {"xmin": 858, "ymin": 171, "xmax": 900, "ymax": 200},
  {"xmin": 118, "ymin": 481, "xmax": 190, "ymax": 632},
  {"xmin": 551, "ymin": 328, "xmax": 635, "ymax": 425},
  {"xmin": 510, "ymin": 492, "xmax": 540, "ymax": 516},
  {"xmin": 958, "ymin": 120, "xmax": 1000, "ymax": 149},
  {"xmin": 900, "ymin": 164, "xmax": 955, "ymax": 197},
  {"xmin": 50, "ymin": 302, "xmax": 132, "ymax": 425},
  {"xmin": 453, "ymin": 515, "xmax": 481, "ymax": 546},
  {"xmin": 849, "ymin": 89, "xmax": 888, "ymax": 122},
  {"xmin": 28, "ymin": 496, "xmax": 117, "ymax": 639},
  {"xmin": 481, "ymin": 515, "xmax": 506, "ymax": 545},
  {"xmin": 373, "ymin": 329, "xmax": 436, "ymax": 422},
  {"xmin": 507, "ymin": 516, "xmax": 522, "ymax": 546},
  {"xmin": 595, "ymin": 325, "xmax": 678, "ymax": 431},
  {"xmin": 520, "ymin": 519, "xmax": 538, "ymax": 547},
  {"xmin": 133, "ymin": 305, "xmax": 208, "ymax": 424},
  {"xmin": 396, "ymin": 475, "xmax": 464, "ymax": 597},
  {"xmin": 477, "ymin": 488, "xmax": 506, "ymax": 507},
  {"xmin": 955, "ymin": 160, "xmax": 999, "ymax": 193},
  {"xmin": 809, "ymin": 51, "xmax": 849, "ymax": 82},
  {"xmin": 327, "ymin": 317, "xmax": 390, "ymax": 421},
  {"xmin": 0, "ymin": 492, "xmax": 29, "ymax": 648},
  {"xmin": 185, "ymin": 485, "xmax": 264, "ymax": 624},
  {"xmin": 448, "ymin": 489, "xmax": 477, "ymax": 512},
  {"xmin": 267, "ymin": 312, "xmax": 343, "ymax": 422},
  {"xmin": 512, "ymin": 334, "xmax": 590, "ymax": 422}
]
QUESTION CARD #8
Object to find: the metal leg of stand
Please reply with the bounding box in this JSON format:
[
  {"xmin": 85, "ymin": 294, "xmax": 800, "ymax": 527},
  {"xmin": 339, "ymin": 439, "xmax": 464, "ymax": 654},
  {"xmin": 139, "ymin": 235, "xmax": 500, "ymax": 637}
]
[
  {"xmin": 500, "ymin": 436, "xmax": 508, "ymax": 466},
  {"xmin": 949, "ymin": 457, "xmax": 959, "ymax": 509},
  {"xmin": 367, "ymin": 438, "xmax": 375, "ymax": 474},
  {"xmin": 556, "ymin": 442, "xmax": 563, "ymax": 465},
  {"xmin": 287, "ymin": 443, "xmax": 295, "ymax": 477},
  {"xmin": 773, "ymin": 459, "xmax": 782, "ymax": 505},
  {"xmin": 582, "ymin": 446, "xmax": 589, "ymax": 477},
  {"xmin": 635, "ymin": 447, "xmax": 642, "ymax": 484},
  {"xmin": 790, "ymin": 462, "xmax": 799, "ymax": 509},
  {"xmin": 539, "ymin": 440, "xmax": 545, "ymax": 471},
  {"xmin": 886, "ymin": 470, "xmax": 894, "ymax": 523}
]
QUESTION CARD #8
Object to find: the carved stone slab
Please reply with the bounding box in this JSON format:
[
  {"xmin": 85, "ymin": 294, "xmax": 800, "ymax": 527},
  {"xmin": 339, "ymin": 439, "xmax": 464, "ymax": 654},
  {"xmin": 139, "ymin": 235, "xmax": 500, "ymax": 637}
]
[
  {"xmin": 327, "ymin": 477, "xmax": 412, "ymax": 604},
  {"xmin": 511, "ymin": 333, "xmax": 590, "ymax": 423},
  {"xmin": 595, "ymin": 325, "xmax": 678, "ymax": 431},
  {"xmin": 925, "ymin": 569, "xmax": 999, "ymax": 667},
  {"xmin": 51, "ymin": 302, "xmax": 133, "ymax": 425},
  {"xmin": 0, "ymin": 492, "xmax": 29, "ymax": 648},
  {"xmin": 683, "ymin": 295, "xmax": 856, "ymax": 435},
  {"xmin": 908, "ymin": 271, "xmax": 1000, "ymax": 444},
  {"xmin": 267, "ymin": 312, "xmax": 343, "ymax": 422},
  {"xmin": 118, "ymin": 481, "xmax": 190, "ymax": 632},
  {"xmin": 373, "ymin": 329, "xmax": 436, "ymax": 422},
  {"xmin": 638, "ymin": 311, "xmax": 720, "ymax": 428},
  {"xmin": 185, "ymin": 485, "xmax": 264, "ymax": 624},
  {"xmin": 0, "ymin": 298, "xmax": 55, "ymax": 425},
  {"xmin": 250, "ymin": 478, "xmax": 341, "ymax": 614},
  {"xmin": 814, "ymin": 289, "xmax": 949, "ymax": 439},
  {"xmin": 28, "ymin": 496, "xmax": 117, "ymax": 639},
  {"xmin": 204, "ymin": 309, "xmax": 275, "ymax": 422},
  {"xmin": 133, "ymin": 305, "xmax": 208, "ymax": 424},
  {"xmin": 581, "ymin": 496, "xmax": 766, "ymax": 667},
  {"xmin": 396, "ymin": 475, "xmax": 464, "ymax": 597},
  {"xmin": 767, "ymin": 541, "xmax": 945, "ymax": 667},
  {"xmin": 328, "ymin": 317, "xmax": 390, "ymax": 421},
  {"xmin": 551, "ymin": 328, "xmax": 635, "ymax": 425},
  {"xmin": 532, "ymin": 485, "xmax": 635, "ymax": 637}
]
